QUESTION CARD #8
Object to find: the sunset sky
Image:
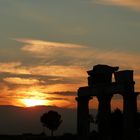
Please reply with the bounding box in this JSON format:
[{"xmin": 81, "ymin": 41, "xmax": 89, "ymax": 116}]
[{"xmin": 0, "ymin": 0, "xmax": 140, "ymax": 109}]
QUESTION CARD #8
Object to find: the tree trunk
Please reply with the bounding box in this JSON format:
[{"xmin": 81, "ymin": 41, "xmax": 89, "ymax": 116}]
[
  {"xmin": 42, "ymin": 126, "xmax": 46, "ymax": 135},
  {"xmin": 51, "ymin": 130, "xmax": 54, "ymax": 137}
]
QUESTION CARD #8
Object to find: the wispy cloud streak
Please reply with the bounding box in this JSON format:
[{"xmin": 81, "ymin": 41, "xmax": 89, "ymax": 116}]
[
  {"xmin": 0, "ymin": 62, "xmax": 30, "ymax": 75},
  {"xmin": 3, "ymin": 77, "xmax": 43, "ymax": 85},
  {"xmin": 95, "ymin": 0, "xmax": 140, "ymax": 11},
  {"xmin": 16, "ymin": 38, "xmax": 140, "ymax": 71},
  {"xmin": 17, "ymin": 38, "xmax": 140, "ymax": 91}
]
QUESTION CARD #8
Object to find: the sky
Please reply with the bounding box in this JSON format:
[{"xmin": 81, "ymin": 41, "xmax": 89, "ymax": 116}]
[{"xmin": 0, "ymin": 0, "xmax": 140, "ymax": 109}]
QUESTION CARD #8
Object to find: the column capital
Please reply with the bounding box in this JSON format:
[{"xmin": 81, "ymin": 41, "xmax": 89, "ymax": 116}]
[
  {"xmin": 76, "ymin": 96, "xmax": 92, "ymax": 102},
  {"xmin": 123, "ymin": 92, "xmax": 139, "ymax": 99},
  {"xmin": 97, "ymin": 94, "xmax": 113, "ymax": 102}
]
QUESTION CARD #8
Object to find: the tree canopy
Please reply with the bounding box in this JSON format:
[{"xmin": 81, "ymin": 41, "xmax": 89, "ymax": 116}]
[{"xmin": 40, "ymin": 110, "xmax": 62, "ymax": 136}]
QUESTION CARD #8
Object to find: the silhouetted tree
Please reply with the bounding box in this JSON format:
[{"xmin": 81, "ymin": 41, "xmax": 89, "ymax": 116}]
[
  {"xmin": 111, "ymin": 108, "xmax": 123, "ymax": 140},
  {"xmin": 40, "ymin": 110, "xmax": 62, "ymax": 136}
]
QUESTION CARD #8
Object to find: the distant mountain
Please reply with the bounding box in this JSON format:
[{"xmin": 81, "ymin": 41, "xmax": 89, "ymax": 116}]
[{"xmin": 0, "ymin": 105, "xmax": 97, "ymax": 135}]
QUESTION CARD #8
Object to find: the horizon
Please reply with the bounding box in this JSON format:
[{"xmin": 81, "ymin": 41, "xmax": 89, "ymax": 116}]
[
  {"xmin": 0, "ymin": 104, "xmax": 139, "ymax": 136},
  {"xmin": 0, "ymin": 0, "xmax": 140, "ymax": 109}
]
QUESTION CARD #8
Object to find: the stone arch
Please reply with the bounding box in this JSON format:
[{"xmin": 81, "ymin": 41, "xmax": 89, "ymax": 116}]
[
  {"xmin": 89, "ymin": 96, "xmax": 99, "ymax": 110},
  {"xmin": 89, "ymin": 97, "xmax": 99, "ymax": 132},
  {"xmin": 111, "ymin": 94, "xmax": 123, "ymax": 111},
  {"xmin": 76, "ymin": 64, "xmax": 138, "ymax": 140}
]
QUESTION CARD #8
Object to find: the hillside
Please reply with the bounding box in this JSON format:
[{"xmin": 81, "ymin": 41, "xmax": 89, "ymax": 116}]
[{"xmin": 0, "ymin": 105, "xmax": 97, "ymax": 136}]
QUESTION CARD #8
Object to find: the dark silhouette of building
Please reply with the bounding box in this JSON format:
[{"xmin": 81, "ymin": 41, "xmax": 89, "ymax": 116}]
[{"xmin": 76, "ymin": 64, "xmax": 139, "ymax": 140}]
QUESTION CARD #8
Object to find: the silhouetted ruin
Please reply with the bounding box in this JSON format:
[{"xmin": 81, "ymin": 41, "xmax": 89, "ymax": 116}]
[{"xmin": 76, "ymin": 64, "xmax": 139, "ymax": 140}]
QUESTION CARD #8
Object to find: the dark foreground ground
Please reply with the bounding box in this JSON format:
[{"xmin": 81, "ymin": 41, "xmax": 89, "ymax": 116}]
[
  {"xmin": 0, "ymin": 132, "xmax": 140, "ymax": 140},
  {"xmin": 0, "ymin": 134, "xmax": 78, "ymax": 140}
]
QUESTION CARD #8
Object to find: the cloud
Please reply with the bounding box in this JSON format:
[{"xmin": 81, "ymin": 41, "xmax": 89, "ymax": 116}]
[
  {"xmin": 16, "ymin": 38, "xmax": 90, "ymax": 65},
  {"xmin": 0, "ymin": 82, "xmax": 78, "ymax": 101},
  {"xmin": 0, "ymin": 82, "xmax": 77, "ymax": 107},
  {"xmin": 96, "ymin": 0, "xmax": 140, "ymax": 11},
  {"xmin": 16, "ymin": 38, "xmax": 85, "ymax": 55},
  {"xmin": 51, "ymin": 91, "xmax": 76, "ymax": 96},
  {"xmin": 0, "ymin": 62, "xmax": 30, "ymax": 75},
  {"xmin": 46, "ymin": 97, "xmax": 70, "ymax": 101},
  {"xmin": 3, "ymin": 77, "xmax": 43, "ymax": 85},
  {"xmin": 29, "ymin": 65, "xmax": 86, "ymax": 78},
  {"xmin": 0, "ymin": 38, "xmax": 139, "ymax": 108},
  {"xmin": 0, "ymin": 62, "xmax": 85, "ymax": 77},
  {"xmin": 14, "ymin": 38, "xmax": 140, "ymax": 90},
  {"xmin": 16, "ymin": 38, "xmax": 140, "ymax": 70},
  {"xmin": 42, "ymin": 83, "xmax": 84, "ymax": 93}
]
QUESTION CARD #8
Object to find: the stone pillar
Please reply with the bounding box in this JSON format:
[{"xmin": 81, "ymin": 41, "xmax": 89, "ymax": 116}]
[
  {"xmin": 123, "ymin": 92, "xmax": 138, "ymax": 140},
  {"xmin": 115, "ymin": 70, "xmax": 138, "ymax": 139},
  {"xmin": 76, "ymin": 96, "xmax": 92, "ymax": 137},
  {"xmin": 97, "ymin": 94, "xmax": 112, "ymax": 140}
]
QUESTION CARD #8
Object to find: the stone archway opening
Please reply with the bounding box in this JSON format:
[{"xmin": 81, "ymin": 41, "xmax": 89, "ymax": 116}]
[
  {"xmin": 111, "ymin": 94, "xmax": 124, "ymax": 139},
  {"xmin": 111, "ymin": 94, "xmax": 123, "ymax": 111},
  {"xmin": 89, "ymin": 97, "xmax": 99, "ymax": 133}
]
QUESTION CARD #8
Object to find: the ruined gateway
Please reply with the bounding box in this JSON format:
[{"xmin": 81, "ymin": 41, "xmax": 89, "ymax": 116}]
[{"xmin": 76, "ymin": 64, "xmax": 139, "ymax": 140}]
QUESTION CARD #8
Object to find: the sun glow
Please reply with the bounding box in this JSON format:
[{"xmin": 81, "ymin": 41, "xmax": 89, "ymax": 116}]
[{"xmin": 21, "ymin": 99, "xmax": 48, "ymax": 107}]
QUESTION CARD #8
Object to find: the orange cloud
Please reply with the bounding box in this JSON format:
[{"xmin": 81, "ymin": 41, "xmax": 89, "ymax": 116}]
[
  {"xmin": 0, "ymin": 38, "xmax": 139, "ymax": 108},
  {"xmin": 15, "ymin": 85, "xmax": 77, "ymax": 107},
  {"xmin": 0, "ymin": 81, "xmax": 79, "ymax": 107},
  {"xmin": 3, "ymin": 77, "xmax": 43, "ymax": 85},
  {"xmin": 43, "ymin": 83, "xmax": 84, "ymax": 93},
  {"xmin": 1, "ymin": 40, "xmax": 140, "ymax": 87},
  {"xmin": 0, "ymin": 62, "xmax": 86, "ymax": 80},
  {"xmin": 14, "ymin": 38, "xmax": 140, "ymax": 91},
  {"xmin": 30, "ymin": 65, "xmax": 86, "ymax": 78},
  {"xmin": 97, "ymin": 0, "xmax": 140, "ymax": 11},
  {"xmin": 0, "ymin": 62, "xmax": 30, "ymax": 75},
  {"xmin": 15, "ymin": 38, "xmax": 140, "ymax": 69}
]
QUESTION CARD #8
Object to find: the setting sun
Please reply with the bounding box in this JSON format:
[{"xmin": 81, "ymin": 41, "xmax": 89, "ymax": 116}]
[{"xmin": 21, "ymin": 99, "xmax": 48, "ymax": 107}]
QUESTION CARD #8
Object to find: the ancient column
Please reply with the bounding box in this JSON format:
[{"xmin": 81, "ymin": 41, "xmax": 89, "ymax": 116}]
[
  {"xmin": 97, "ymin": 94, "xmax": 112, "ymax": 140},
  {"xmin": 87, "ymin": 64, "xmax": 118, "ymax": 140},
  {"xmin": 115, "ymin": 70, "xmax": 138, "ymax": 139},
  {"xmin": 123, "ymin": 92, "xmax": 138, "ymax": 140},
  {"xmin": 76, "ymin": 96, "xmax": 92, "ymax": 137}
]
